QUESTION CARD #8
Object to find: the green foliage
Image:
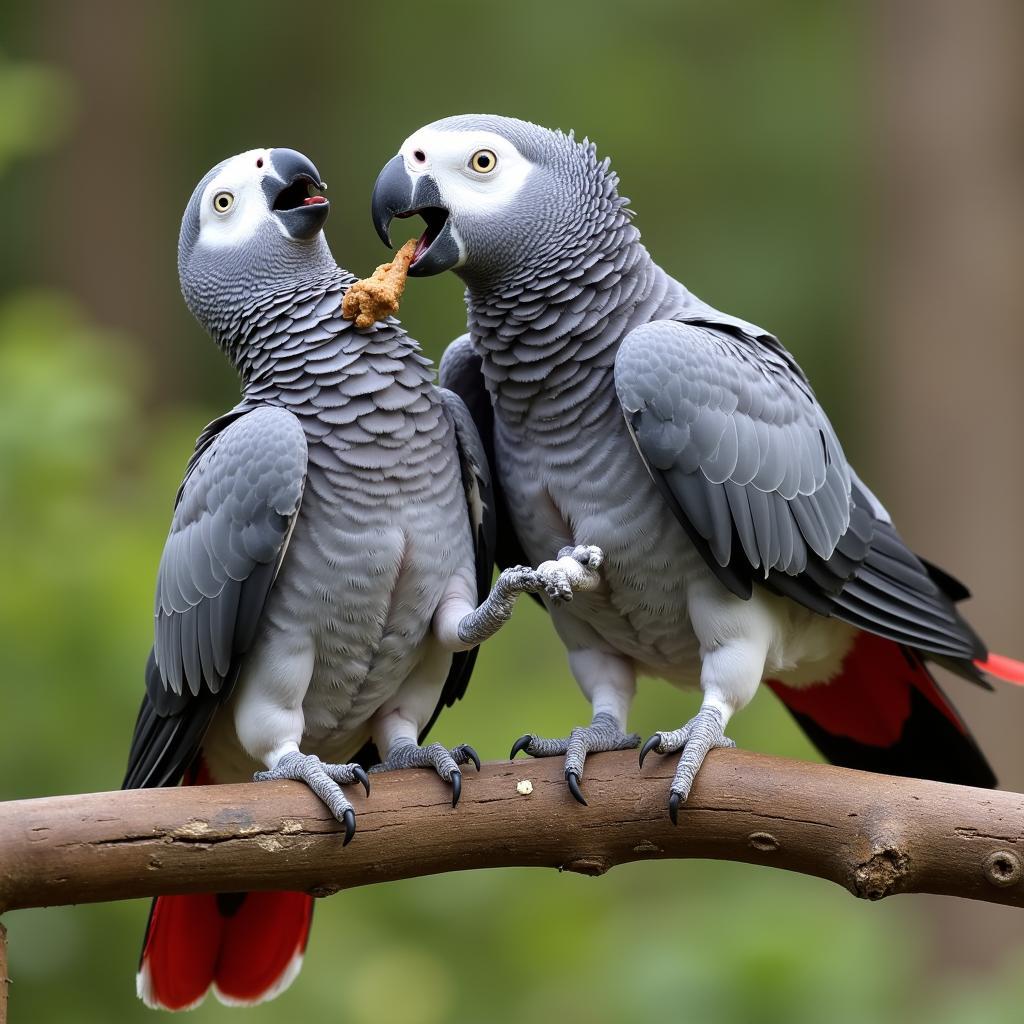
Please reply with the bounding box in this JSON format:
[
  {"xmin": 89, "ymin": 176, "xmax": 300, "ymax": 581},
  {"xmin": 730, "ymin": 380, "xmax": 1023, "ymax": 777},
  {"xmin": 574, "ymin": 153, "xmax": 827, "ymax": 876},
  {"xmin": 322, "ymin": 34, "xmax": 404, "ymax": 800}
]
[{"xmin": 0, "ymin": 52, "xmax": 73, "ymax": 173}]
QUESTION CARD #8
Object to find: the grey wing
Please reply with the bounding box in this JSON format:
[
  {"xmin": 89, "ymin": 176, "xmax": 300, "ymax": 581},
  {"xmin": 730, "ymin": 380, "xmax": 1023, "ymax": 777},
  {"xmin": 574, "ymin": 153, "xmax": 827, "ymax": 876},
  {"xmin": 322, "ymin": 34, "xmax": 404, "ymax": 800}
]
[
  {"xmin": 439, "ymin": 334, "xmax": 534, "ymax": 574},
  {"xmin": 418, "ymin": 386, "xmax": 497, "ymax": 739},
  {"xmin": 616, "ymin": 319, "xmax": 851, "ymax": 588},
  {"xmin": 616, "ymin": 318, "xmax": 985, "ymax": 665},
  {"xmin": 123, "ymin": 405, "xmax": 308, "ymax": 788}
]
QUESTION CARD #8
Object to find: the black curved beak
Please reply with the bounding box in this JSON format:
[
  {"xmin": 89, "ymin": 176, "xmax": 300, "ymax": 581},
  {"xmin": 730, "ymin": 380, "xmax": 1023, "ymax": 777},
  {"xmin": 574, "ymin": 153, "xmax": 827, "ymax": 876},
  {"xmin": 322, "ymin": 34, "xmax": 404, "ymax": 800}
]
[
  {"xmin": 371, "ymin": 154, "xmax": 460, "ymax": 277},
  {"xmin": 265, "ymin": 148, "xmax": 330, "ymax": 241}
]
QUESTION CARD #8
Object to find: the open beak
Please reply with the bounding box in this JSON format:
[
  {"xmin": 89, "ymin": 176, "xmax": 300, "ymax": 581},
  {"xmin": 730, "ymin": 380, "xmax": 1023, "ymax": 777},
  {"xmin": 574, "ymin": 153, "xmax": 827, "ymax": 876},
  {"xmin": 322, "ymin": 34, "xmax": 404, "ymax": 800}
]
[
  {"xmin": 265, "ymin": 148, "xmax": 330, "ymax": 241},
  {"xmin": 371, "ymin": 154, "xmax": 460, "ymax": 277}
]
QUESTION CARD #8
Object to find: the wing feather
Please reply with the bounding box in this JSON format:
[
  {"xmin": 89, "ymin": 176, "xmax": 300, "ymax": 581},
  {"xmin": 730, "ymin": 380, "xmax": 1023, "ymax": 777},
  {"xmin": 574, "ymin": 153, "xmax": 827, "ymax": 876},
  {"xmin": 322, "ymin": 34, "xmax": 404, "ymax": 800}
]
[
  {"xmin": 418, "ymin": 385, "xmax": 497, "ymax": 738},
  {"xmin": 123, "ymin": 405, "xmax": 307, "ymax": 789},
  {"xmin": 616, "ymin": 318, "xmax": 984, "ymax": 669}
]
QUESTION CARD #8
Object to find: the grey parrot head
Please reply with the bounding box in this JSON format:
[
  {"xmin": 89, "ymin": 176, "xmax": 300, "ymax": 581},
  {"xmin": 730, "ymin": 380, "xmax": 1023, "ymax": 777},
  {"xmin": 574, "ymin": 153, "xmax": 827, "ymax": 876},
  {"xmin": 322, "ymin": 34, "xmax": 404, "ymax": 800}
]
[
  {"xmin": 371, "ymin": 115, "xmax": 630, "ymax": 289},
  {"xmin": 179, "ymin": 148, "xmax": 334, "ymax": 334}
]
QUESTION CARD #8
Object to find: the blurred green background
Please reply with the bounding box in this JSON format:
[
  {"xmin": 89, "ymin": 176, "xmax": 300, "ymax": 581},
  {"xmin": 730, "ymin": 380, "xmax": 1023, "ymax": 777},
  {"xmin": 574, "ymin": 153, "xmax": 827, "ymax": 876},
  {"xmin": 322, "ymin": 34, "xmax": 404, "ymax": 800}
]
[{"xmin": 3, "ymin": 1, "xmax": 1024, "ymax": 1021}]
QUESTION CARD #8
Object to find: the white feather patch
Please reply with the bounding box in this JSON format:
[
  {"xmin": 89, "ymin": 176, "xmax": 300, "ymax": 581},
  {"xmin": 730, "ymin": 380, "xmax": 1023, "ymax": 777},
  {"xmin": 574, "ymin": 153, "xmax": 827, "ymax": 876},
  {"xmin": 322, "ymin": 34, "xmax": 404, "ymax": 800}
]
[
  {"xmin": 136, "ymin": 959, "xmax": 209, "ymax": 1013},
  {"xmin": 212, "ymin": 951, "xmax": 305, "ymax": 1008},
  {"xmin": 399, "ymin": 128, "xmax": 534, "ymax": 217},
  {"xmin": 197, "ymin": 147, "xmax": 293, "ymax": 249}
]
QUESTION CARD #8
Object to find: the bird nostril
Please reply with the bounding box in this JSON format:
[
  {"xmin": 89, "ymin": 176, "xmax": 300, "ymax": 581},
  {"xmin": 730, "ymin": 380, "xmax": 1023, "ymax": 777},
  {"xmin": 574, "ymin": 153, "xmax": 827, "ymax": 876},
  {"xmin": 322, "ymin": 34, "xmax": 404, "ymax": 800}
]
[{"xmin": 413, "ymin": 149, "xmax": 426, "ymax": 164}]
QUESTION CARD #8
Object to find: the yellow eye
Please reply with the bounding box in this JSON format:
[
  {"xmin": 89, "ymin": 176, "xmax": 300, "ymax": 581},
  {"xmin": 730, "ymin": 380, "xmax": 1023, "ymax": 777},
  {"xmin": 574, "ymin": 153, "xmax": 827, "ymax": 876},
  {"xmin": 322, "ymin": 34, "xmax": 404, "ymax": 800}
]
[
  {"xmin": 469, "ymin": 149, "xmax": 497, "ymax": 174},
  {"xmin": 213, "ymin": 191, "xmax": 234, "ymax": 213}
]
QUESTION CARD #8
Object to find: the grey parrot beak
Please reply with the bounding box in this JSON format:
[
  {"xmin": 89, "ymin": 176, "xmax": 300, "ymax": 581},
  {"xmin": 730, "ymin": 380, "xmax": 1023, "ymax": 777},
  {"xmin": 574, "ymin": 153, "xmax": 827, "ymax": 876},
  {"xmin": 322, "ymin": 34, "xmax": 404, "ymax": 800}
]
[
  {"xmin": 371, "ymin": 155, "xmax": 408, "ymax": 248},
  {"xmin": 265, "ymin": 148, "xmax": 330, "ymax": 241},
  {"xmin": 371, "ymin": 154, "xmax": 460, "ymax": 277}
]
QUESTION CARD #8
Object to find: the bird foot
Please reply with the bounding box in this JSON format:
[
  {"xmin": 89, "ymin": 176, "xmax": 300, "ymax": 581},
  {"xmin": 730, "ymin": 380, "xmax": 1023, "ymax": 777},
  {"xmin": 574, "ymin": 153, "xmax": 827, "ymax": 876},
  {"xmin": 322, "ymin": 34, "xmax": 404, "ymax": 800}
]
[
  {"xmin": 533, "ymin": 544, "xmax": 604, "ymax": 603},
  {"xmin": 640, "ymin": 705, "xmax": 736, "ymax": 824},
  {"xmin": 370, "ymin": 741, "xmax": 481, "ymax": 807},
  {"xmin": 253, "ymin": 751, "xmax": 370, "ymax": 845},
  {"xmin": 501, "ymin": 544, "xmax": 604, "ymax": 604},
  {"xmin": 510, "ymin": 711, "xmax": 639, "ymax": 805},
  {"xmin": 556, "ymin": 544, "xmax": 604, "ymax": 572}
]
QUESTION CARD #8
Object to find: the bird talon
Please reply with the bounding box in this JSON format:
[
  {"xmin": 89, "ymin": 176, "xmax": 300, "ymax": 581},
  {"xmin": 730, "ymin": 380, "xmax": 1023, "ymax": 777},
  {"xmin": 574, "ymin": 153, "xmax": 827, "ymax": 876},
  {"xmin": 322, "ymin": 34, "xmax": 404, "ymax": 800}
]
[
  {"xmin": 353, "ymin": 765, "xmax": 371, "ymax": 796},
  {"xmin": 342, "ymin": 808, "xmax": 356, "ymax": 846},
  {"xmin": 510, "ymin": 734, "xmax": 533, "ymax": 759},
  {"xmin": 668, "ymin": 792, "xmax": 681, "ymax": 826},
  {"xmin": 566, "ymin": 770, "xmax": 588, "ymax": 806},
  {"xmin": 639, "ymin": 733, "xmax": 663, "ymax": 768},
  {"xmin": 373, "ymin": 741, "xmax": 478, "ymax": 806}
]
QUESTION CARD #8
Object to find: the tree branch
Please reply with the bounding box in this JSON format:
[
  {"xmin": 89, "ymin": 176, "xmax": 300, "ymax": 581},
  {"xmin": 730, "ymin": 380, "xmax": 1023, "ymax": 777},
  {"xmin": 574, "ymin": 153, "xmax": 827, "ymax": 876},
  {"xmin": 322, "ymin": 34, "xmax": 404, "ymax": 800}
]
[
  {"xmin": 0, "ymin": 921, "xmax": 8, "ymax": 1024},
  {"xmin": 1, "ymin": 750, "xmax": 1022, "ymax": 915}
]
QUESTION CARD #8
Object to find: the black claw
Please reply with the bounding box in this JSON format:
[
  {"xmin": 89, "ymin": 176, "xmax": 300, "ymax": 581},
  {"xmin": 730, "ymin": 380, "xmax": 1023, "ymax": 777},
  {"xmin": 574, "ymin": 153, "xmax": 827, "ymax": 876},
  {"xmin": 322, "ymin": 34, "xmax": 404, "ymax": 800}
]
[
  {"xmin": 639, "ymin": 734, "xmax": 661, "ymax": 768},
  {"xmin": 451, "ymin": 769, "xmax": 462, "ymax": 808},
  {"xmin": 353, "ymin": 765, "xmax": 371, "ymax": 796},
  {"xmin": 668, "ymin": 792, "xmax": 680, "ymax": 826},
  {"xmin": 566, "ymin": 771, "xmax": 588, "ymax": 806},
  {"xmin": 342, "ymin": 808, "xmax": 356, "ymax": 846},
  {"xmin": 510, "ymin": 735, "xmax": 533, "ymax": 759},
  {"xmin": 462, "ymin": 745, "xmax": 482, "ymax": 772}
]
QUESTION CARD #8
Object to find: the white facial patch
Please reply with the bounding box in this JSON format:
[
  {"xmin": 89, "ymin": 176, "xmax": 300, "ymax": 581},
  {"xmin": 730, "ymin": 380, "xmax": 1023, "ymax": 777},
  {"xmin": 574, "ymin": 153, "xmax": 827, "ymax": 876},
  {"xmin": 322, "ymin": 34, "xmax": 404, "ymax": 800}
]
[
  {"xmin": 197, "ymin": 148, "xmax": 285, "ymax": 249},
  {"xmin": 399, "ymin": 128, "xmax": 533, "ymax": 218}
]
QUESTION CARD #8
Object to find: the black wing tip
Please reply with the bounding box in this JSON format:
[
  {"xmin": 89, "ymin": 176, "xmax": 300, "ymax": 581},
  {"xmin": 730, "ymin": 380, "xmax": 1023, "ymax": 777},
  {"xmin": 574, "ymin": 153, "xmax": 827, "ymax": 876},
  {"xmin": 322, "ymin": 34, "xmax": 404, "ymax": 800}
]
[{"xmin": 784, "ymin": 689, "xmax": 997, "ymax": 791}]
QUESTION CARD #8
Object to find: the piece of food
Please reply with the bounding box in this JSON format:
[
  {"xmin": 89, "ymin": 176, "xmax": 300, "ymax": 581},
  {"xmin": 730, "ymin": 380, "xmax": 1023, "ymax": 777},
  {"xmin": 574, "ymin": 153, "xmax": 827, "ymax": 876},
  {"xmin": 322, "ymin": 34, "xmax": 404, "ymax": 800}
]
[{"xmin": 342, "ymin": 238, "xmax": 417, "ymax": 328}]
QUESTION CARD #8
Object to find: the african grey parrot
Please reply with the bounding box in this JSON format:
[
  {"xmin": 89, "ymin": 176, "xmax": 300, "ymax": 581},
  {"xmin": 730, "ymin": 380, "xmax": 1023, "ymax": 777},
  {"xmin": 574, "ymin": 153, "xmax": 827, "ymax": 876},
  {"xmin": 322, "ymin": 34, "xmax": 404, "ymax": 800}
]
[
  {"xmin": 370, "ymin": 114, "xmax": 1024, "ymax": 818},
  {"xmin": 122, "ymin": 146, "xmax": 600, "ymax": 1011}
]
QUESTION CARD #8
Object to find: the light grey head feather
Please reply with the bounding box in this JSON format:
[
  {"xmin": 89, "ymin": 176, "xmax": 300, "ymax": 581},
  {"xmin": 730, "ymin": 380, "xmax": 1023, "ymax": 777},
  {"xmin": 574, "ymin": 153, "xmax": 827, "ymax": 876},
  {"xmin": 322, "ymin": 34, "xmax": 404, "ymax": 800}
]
[
  {"xmin": 177, "ymin": 151, "xmax": 336, "ymax": 352},
  {"xmin": 426, "ymin": 114, "xmax": 634, "ymax": 291}
]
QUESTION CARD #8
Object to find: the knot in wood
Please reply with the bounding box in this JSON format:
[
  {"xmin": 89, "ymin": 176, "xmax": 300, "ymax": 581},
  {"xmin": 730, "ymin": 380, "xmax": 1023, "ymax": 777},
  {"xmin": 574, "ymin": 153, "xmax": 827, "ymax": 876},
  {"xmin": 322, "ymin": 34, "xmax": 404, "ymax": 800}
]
[
  {"xmin": 748, "ymin": 831, "xmax": 780, "ymax": 853},
  {"xmin": 853, "ymin": 847, "xmax": 910, "ymax": 900},
  {"xmin": 307, "ymin": 883, "xmax": 342, "ymax": 899},
  {"xmin": 984, "ymin": 850, "xmax": 1021, "ymax": 888},
  {"xmin": 561, "ymin": 856, "xmax": 610, "ymax": 877}
]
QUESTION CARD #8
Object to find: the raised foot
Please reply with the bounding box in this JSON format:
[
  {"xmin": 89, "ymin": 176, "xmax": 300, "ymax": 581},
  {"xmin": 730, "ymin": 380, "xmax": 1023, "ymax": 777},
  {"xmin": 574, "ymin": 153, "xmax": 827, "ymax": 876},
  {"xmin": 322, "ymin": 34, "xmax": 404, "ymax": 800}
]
[
  {"xmin": 534, "ymin": 544, "xmax": 605, "ymax": 603},
  {"xmin": 510, "ymin": 711, "xmax": 640, "ymax": 806},
  {"xmin": 253, "ymin": 751, "xmax": 370, "ymax": 845},
  {"xmin": 556, "ymin": 544, "xmax": 604, "ymax": 572},
  {"xmin": 499, "ymin": 544, "xmax": 604, "ymax": 605},
  {"xmin": 371, "ymin": 741, "xmax": 481, "ymax": 807},
  {"xmin": 639, "ymin": 705, "xmax": 736, "ymax": 824}
]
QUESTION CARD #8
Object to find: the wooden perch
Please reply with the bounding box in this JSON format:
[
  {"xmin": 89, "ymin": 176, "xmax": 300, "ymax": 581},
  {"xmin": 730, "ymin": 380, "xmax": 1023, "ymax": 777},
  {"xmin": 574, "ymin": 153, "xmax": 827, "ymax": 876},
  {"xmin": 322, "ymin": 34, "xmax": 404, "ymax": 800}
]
[
  {"xmin": 0, "ymin": 922, "xmax": 8, "ymax": 1024},
  {"xmin": 1, "ymin": 750, "xmax": 1022, "ymax": 916}
]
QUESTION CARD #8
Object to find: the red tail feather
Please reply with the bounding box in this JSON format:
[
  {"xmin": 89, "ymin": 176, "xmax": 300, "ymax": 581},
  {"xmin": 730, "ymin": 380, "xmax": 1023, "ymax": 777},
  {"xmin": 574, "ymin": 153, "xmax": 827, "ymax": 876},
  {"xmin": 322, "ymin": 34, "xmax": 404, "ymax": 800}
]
[
  {"xmin": 137, "ymin": 762, "xmax": 313, "ymax": 1010},
  {"xmin": 215, "ymin": 892, "xmax": 313, "ymax": 1006},
  {"xmin": 137, "ymin": 893, "xmax": 224, "ymax": 1012},
  {"xmin": 975, "ymin": 652, "xmax": 1024, "ymax": 686},
  {"xmin": 138, "ymin": 891, "xmax": 312, "ymax": 1010},
  {"xmin": 766, "ymin": 632, "xmax": 995, "ymax": 788},
  {"xmin": 768, "ymin": 632, "xmax": 961, "ymax": 747}
]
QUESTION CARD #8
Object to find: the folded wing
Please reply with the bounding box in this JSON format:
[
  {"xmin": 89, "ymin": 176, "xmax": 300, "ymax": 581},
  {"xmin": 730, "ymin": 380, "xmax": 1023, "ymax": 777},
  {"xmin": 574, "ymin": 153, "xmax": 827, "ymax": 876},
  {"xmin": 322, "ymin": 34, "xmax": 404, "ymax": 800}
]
[
  {"xmin": 123, "ymin": 404, "xmax": 308, "ymax": 789},
  {"xmin": 615, "ymin": 317, "xmax": 985, "ymax": 667}
]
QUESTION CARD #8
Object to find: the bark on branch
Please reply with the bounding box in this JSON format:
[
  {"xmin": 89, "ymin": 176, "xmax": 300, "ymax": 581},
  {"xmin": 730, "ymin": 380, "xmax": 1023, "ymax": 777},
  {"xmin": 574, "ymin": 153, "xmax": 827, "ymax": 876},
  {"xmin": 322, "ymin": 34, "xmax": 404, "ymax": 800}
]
[
  {"xmin": 1, "ymin": 750, "xmax": 1022, "ymax": 915},
  {"xmin": 0, "ymin": 922, "xmax": 8, "ymax": 1024}
]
